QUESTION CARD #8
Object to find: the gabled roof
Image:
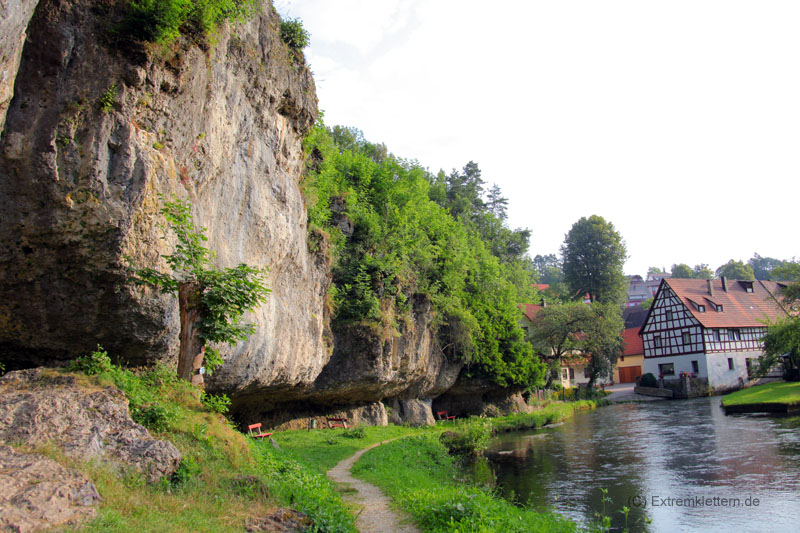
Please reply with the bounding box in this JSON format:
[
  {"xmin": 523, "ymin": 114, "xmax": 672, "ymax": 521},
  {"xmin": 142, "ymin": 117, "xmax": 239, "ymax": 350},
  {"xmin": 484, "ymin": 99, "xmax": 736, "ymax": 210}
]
[
  {"xmin": 622, "ymin": 306, "xmax": 649, "ymax": 329},
  {"xmin": 520, "ymin": 303, "xmax": 544, "ymax": 321},
  {"xmin": 662, "ymin": 278, "xmax": 787, "ymax": 328},
  {"xmin": 622, "ymin": 327, "xmax": 644, "ymax": 356}
]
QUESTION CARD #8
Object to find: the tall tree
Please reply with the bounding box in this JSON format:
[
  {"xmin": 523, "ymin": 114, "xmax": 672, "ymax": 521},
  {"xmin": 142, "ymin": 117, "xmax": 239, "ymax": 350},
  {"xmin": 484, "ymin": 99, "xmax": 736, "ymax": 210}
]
[
  {"xmin": 770, "ymin": 260, "xmax": 800, "ymax": 281},
  {"xmin": 582, "ymin": 303, "xmax": 624, "ymax": 388},
  {"xmin": 130, "ymin": 198, "xmax": 270, "ymax": 385},
  {"xmin": 748, "ymin": 253, "xmax": 787, "ymax": 280},
  {"xmin": 715, "ymin": 259, "xmax": 755, "ymax": 280},
  {"xmin": 561, "ymin": 215, "xmax": 627, "ymax": 304},
  {"xmin": 692, "ymin": 264, "xmax": 714, "ymax": 280},
  {"xmin": 755, "ymin": 317, "xmax": 800, "ymax": 381},
  {"xmin": 533, "ymin": 254, "xmax": 564, "ymax": 286},
  {"xmin": 670, "ymin": 263, "xmax": 694, "ymax": 279},
  {"xmin": 485, "ymin": 183, "xmax": 509, "ymax": 220}
]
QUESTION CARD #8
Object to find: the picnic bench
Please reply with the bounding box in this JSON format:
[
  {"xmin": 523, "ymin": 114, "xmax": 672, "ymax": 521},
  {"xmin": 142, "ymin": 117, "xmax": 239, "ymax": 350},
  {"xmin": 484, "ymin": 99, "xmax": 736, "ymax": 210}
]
[
  {"xmin": 247, "ymin": 423, "xmax": 273, "ymax": 440},
  {"xmin": 436, "ymin": 411, "xmax": 456, "ymax": 421},
  {"xmin": 326, "ymin": 417, "xmax": 349, "ymax": 429}
]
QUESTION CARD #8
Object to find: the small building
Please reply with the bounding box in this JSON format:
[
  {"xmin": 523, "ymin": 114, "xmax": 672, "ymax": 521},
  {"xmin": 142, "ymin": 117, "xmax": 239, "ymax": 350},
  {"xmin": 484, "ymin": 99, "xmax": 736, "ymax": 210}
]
[
  {"xmin": 639, "ymin": 277, "xmax": 788, "ymax": 392},
  {"xmin": 615, "ymin": 327, "xmax": 644, "ymax": 383}
]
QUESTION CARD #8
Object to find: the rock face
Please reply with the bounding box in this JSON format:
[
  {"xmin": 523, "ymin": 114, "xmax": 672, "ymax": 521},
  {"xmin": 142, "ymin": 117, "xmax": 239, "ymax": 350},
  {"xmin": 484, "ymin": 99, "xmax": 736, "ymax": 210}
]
[
  {"xmin": 0, "ymin": 368, "xmax": 181, "ymax": 482},
  {"xmin": 0, "ymin": 445, "xmax": 100, "ymax": 533},
  {"xmin": 0, "ymin": 0, "xmax": 331, "ymax": 399},
  {"xmin": 0, "ymin": 0, "xmax": 477, "ymax": 425}
]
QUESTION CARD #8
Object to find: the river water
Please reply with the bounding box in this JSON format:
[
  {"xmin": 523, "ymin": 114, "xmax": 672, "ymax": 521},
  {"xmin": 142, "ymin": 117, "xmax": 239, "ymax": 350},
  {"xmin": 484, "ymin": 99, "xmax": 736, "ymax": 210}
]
[{"xmin": 482, "ymin": 398, "xmax": 800, "ymax": 532}]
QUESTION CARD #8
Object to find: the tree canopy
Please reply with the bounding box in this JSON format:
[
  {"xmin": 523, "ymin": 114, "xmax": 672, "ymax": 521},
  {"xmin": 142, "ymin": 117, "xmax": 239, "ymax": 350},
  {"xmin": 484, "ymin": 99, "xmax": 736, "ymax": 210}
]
[
  {"xmin": 715, "ymin": 259, "xmax": 755, "ymax": 280},
  {"xmin": 302, "ymin": 124, "xmax": 544, "ymax": 388},
  {"xmin": 561, "ymin": 215, "xmax": 627, "ymax": 304}
]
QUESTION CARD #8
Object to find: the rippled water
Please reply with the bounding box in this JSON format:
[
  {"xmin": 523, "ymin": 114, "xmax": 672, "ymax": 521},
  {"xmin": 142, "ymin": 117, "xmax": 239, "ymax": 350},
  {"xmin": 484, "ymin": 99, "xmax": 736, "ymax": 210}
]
[{"xmin": 483, "ymin": 398, "xmax": 800, "ymax": 532}]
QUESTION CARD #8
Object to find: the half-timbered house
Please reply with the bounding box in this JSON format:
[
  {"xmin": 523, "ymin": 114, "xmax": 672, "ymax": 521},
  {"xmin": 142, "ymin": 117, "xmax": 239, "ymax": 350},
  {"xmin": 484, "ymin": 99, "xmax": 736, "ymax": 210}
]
[{"xmin": 639, "ymin": 277, "xmax": 788, "ymax": 391}]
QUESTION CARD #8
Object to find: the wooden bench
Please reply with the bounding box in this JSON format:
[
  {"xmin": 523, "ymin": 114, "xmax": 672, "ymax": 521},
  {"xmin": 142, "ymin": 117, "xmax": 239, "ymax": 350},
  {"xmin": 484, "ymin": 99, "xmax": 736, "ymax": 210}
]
[
  {"xmin": 247, "ymin": 423, "xmax": 273, "ymax": 440},
  {"xmin": 436, "ymin": 411, "xmax": 456, "ymax": 421},
  {"xmin": 326, "ymin": 417, "xmax": 349, "ymax": 429}
]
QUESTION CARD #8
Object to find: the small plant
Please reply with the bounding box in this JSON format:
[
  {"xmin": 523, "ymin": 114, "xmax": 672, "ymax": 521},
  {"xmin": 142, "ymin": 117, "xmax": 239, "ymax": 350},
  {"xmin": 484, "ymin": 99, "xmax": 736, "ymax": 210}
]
[
  {"xmin": 68, "ymin": 345, "xmax": 114, "ymax": 375},
  {"xmin": 280, "ymin": 17, "xmax": 310, "ymax": 51},
  {"xmin": 439, "ymin": 418, "xmax": 492, "ymax": 456},
  {"xmin": 153, "ymin": 141, "xmax": 164, "ymax": 150},
  {"xmin": 169, "ymin": 456, "xmax": 200, "ymax": 488},
  {"xmin": 201, "ymin": 391, "xmax": 231, "ymax": 414},
  {"xmin": 341, "ymin": 427, "xmax": 366, "ymax": 439},
  {"xmin": 0, "ymin": 361, "xmax": 5, "ymax": 375},
  {"xmin": 99, "ymin": 84, "xmax": 117, "ymax": 112},
  {"xmin": 131, "ymin": 403, "xmax": 172, "ymax": 432},
  {"xmin": 639, "ymin": 372, "xmax": 658, "ymax": 388}
]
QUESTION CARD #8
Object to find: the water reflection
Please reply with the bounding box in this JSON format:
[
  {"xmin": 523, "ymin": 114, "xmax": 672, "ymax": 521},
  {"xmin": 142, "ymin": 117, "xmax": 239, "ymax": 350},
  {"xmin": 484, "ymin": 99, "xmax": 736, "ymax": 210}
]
[{"xmin": 481, "ymin": 398, "xmax": 800, "ymax": 532}]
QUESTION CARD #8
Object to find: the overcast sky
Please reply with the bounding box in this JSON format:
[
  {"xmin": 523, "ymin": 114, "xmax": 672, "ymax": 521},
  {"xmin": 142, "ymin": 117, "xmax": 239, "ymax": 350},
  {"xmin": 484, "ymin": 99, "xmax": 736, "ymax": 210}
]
[{"xmin": 275, "ymin": 0, "xmax": 798, "ymax": 276}]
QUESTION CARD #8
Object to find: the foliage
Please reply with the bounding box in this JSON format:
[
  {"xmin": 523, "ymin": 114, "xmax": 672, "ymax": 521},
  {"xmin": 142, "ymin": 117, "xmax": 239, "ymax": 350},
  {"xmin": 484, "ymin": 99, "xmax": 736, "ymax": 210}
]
[
  {"xmin": 532, "ymin": 253, "xmax": 564, "ymax": 287},
  {"xmin": 280, "ymin": 17, "xmax": 310, "ymax": 51},
  {"xmin": 301, "ymin": 124, "xmax": 544, "ymax": 388},
  {"xmin": 771, "ymin": 260, "xmax": 800, "ymax": 282},
  {"xmin": 200, "ymin": 391, "xmax": 231, "ymax": 414},
  {"xmin": 755, "ymin": 317, "xmax": 800, "ymax": 381},
  {"xmin": 639, "ymin": 372, "xmax": 658, "ymax": 387},
  {"xmin": 749, "ymin": 253, "xmax": 792, "ymax": 280},
  {"xmin": 0, "ymin": 360, "xmax": 4, "ymax": 375},
  {"xmin": 68, "ymin": 345, "xmax": 115, "ymax": 375},
  {"xmin": 670, "ymin": 263, "xmax": 694, "ymax": 279},
  {"xmin": 692, "ymin": 263, "xmax": 714, "ymax": 280},
  {"xmin": 439, "ymin": 418, "xmax": 492, "ymax": 456},
  {"xmin": 99, "ymin": 85, "xmax": 117, "ymax": 113},
  {"xmin": 721, "ymin": 380, "xmax": 800, "ymax": 406},
  {"xmin": 121, "ymin": 0, "xmax": 254, "ymax": 44},
  {"xmin": 561, "ymin": 215, "xmax": 627, "ymax": 304},
  {"xmin": 715, "ymin": 259, "xmax": 755, "ymax": 280},
  {"xmin": 341, "ymin": 427, "xmax": 366, "ymax": 439},
  {"xmin": 129, "ymin": 197, "xmax": 270, "ymax": 375},
  {"xmin": 351, "ymin": 434, "xmax": 577, "ymax": 532}
]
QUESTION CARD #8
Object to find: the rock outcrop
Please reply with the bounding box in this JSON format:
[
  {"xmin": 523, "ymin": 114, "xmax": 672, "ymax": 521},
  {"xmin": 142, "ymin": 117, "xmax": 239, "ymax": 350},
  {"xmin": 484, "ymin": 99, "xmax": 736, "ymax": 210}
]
[
  {"xmin": 0, "ymin": 0, "xmax": 38, "ymax": 128},
  {"xmin": 0, "ymin": 445, "xmax": 100, "ymax": 533},
  {"xmin": 0, "ymin": 0, "xmax": 331, "ymax": 399},
  {"xmin": 0, "ymin": 368, "xmax": 181, "ymax": 482}
]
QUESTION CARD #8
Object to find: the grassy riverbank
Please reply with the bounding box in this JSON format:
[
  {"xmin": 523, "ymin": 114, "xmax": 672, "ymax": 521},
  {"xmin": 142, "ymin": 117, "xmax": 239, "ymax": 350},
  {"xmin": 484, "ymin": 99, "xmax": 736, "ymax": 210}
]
[{"xmin": 721, "ymin": 381, "xmax": 800, "ymax": 407}]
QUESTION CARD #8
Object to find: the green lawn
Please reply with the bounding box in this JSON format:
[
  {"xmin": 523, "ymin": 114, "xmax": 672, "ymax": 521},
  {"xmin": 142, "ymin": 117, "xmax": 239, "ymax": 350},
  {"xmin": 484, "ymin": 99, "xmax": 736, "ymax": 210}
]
[{"xmin": 721, "ymin": 381, "xmax": 800, "ymax": 407}]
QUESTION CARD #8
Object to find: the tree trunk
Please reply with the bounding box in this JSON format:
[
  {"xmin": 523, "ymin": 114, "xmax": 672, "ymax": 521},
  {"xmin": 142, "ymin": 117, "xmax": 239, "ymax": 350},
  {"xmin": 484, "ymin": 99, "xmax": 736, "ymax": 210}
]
[{"xmin": 177, "ymin": 281, "xmax": 205, "ymax": 386}]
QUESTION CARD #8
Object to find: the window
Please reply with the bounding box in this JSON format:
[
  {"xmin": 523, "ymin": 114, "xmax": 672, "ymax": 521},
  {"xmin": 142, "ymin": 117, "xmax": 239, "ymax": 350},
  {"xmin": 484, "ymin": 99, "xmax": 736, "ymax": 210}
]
[
  {"xmin": 665, "ymin": 310, "xmax": 673, "ymax": 321},
  {"xmin": 730, "ymin": 329, "xmax": 741, "ymax": 341},
  {"xmin": 584, "ymin": 367, "xmax": 591, "ymax": 379},
  {"xmin": 692, "ymin": 360, "xmax": 699, "ymax": 373},
  {"xmin": 569, "ymin": 368, "xmax": 575, "ymax": 380},
  {"xmin": 682, "ymin": 331, "xmax": 691, "ymax": 344},
  {"xmin": 728, "ymin": 358, "xmax": 734, "ymax": 370},
  {"xmin": 654, "ymin": 335, "xmax": 662, "ymax": 348},
  {"xmin": 746, "ymin": 358, "xmax": 753, "ymax": 377},
  {"xmin": 659, "ymin": 363, "xmax": 675, "ymax": 376},
  {"xmin": 713, "ymin": 329, "xmax": 721, "ymax": 342},
  {"xmin": 698, "ymin": 305, "xmax": 705, "ymax": 312},
  {"xmin": 562, "ymin": 368, "xmax": 569, "ymax": 381}
]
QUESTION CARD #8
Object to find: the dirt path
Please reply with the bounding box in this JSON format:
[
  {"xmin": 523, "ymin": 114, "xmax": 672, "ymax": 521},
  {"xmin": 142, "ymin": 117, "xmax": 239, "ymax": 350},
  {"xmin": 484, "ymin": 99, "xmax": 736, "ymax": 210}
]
[{"xmin": 327, "ymin": 440, "xmax": 419, "ymax": 533}]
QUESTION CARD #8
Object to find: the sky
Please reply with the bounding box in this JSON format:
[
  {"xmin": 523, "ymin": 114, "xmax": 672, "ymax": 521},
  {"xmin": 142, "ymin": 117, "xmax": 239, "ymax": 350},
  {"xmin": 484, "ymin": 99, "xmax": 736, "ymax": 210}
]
[{"xmin": 275, "ymin": 0, "xmax": 798, "ymax": 277}]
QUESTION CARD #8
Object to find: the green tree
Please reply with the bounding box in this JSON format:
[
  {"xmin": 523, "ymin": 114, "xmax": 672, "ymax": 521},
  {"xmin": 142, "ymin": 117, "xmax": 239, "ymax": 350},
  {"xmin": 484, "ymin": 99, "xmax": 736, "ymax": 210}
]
[
  {"xmin": 670, "ymin": 263, "xmax": 694, "ymax": 279},
  {"xmin": 561, "ymin": 215, "xmax": 627, "ymax": 304},
  {"xmin": 485, "ymin": 184, "xmax": 509, "ymax": 220},
  {"xmin": 692, "ymin": 264, "xmax": 714, "ymax": 280},
  {"xmin": 646, "ymin": 266, "xmax": 664, "ymax": 278},
  {"xmin": 748, "ymin": 253, "xmax": 788, "ymax": 280},
  {"xmin": 771, "ymin": 260, "xmax": 800, "ymax": 281},
  {"xmin": 130, "ymin": 198, "xmax": 270, "ymax": 385},
  {"xmin": 582, "ymin": 303, "xmax": 624, "ymax": 388},
  {"xmin": 715, "ymin": 259, "xmax": 755, "ymax": 280},
  {"xmin": 755, "ymin": 317, "xmax": 800, "ymax": 381}
]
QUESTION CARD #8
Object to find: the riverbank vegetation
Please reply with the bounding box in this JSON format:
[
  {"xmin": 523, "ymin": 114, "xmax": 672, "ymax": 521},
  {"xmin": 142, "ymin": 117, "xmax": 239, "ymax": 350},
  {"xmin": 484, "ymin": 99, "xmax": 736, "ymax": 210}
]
[{"xmin": 721, "ymin": 381, "xmax": 800, "ymax": 408}]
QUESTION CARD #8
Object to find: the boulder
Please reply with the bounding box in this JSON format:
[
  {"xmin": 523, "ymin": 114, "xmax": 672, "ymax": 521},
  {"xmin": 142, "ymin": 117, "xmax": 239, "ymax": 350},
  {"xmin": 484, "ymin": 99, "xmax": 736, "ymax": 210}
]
[
  {"xmin": 0, "ymin": 368, "xmax": 181, "ymax": 482},
  {"xmin": 0, "ymin": 445, "xmax": 100, "ymax": 532}
]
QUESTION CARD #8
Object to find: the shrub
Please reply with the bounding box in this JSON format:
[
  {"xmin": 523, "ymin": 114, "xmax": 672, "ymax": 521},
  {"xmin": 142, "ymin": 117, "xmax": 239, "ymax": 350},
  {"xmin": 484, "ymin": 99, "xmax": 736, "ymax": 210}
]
[
  {"xmin": 121, "ymin": 0, "xmax": 254, "ymax": 44},
  {"xmin": 68, "ymin": 346, "xmax": 114, "ymax": 375},
  {"xmin": 169, "ymin": 456, "xmax": 201, "ymax": 488},
  {"xmin": 341, "ymin": 427, "xmax": 366, "ymax": 439},
  {"xmin": 640, "ymin": 372, "xmax": 658, "ymax": 387},
  {"xmin": 201, "ymin": 392, "xmax": 231, "ymax": 414},
  {"xmin": 280, "ymin": 17, "xmax": 310, "ymax": 51},
  {"xmin": 0, "ymin": 361, "xmax": 5, "ymax": 375},
  {"xmin": 99, "ymin": 85, "xmax": 117, "ymax": 112},
  {"xmin": 439, "ymin": 419, "xmax": 491, "ymax": 456},
  {"xmin": 131, "ymin": 403, "xmax": 172, "ymax": 432}
]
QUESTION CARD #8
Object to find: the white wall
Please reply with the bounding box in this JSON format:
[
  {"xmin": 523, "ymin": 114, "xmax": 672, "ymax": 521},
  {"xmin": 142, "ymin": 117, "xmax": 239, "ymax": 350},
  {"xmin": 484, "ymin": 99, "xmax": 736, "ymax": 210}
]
[
  {"xmin": 706, "ymin": 350, "xmax": 762, "ymax": 390},
  {"xmin": 643, "ymin": 353, "xmax": 706, "ymax": 379}
]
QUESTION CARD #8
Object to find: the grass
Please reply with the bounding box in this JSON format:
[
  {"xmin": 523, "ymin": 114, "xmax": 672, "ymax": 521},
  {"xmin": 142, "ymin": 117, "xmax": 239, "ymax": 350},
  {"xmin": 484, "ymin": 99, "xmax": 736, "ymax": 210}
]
[
  {"xmin": 490, "ymin": 400, "xmax": 601, "ymax": 433},
  {"xmin": 721, "ymin": 381, "xmax": 800, "ymax": 407},
  {"xmin": 351, "ymin": 435, "xmax": 578, "ymax": 532}
]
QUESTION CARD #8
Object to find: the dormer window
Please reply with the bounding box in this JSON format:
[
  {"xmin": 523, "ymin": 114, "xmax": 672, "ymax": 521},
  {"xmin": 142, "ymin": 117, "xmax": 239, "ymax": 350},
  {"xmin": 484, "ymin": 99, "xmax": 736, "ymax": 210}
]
[
  {"xmin": 688, "ymin": 299, "xmax": 706, "ymax": 313},
  {"xmin": 739, "ymin": 281, "xmax": 754, "ymax": 293},
  {"xmin": 705, "ymin": 299, "xmax": 724, "ymax": 312}
]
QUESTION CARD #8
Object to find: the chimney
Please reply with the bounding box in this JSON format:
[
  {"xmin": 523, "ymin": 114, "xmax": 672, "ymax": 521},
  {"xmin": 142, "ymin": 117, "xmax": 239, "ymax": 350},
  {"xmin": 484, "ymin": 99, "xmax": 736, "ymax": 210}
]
[
  {"xmin": 722, "ymin": 276, "xmax": 728, "ymax": 293},
  {"xmin": 707, "ymin": 279, "xmax": 714, "ymax": 296}
]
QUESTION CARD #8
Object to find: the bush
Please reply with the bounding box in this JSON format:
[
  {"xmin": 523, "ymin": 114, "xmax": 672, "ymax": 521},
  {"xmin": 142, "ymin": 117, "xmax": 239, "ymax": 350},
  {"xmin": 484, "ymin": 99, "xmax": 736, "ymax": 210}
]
[
  {"xmin": 640, "ymin": 372, "xmax": 658, "ymax": 387},
  {"xmin": 131, "ymin": 403, "xmax": 173, "ymax": 432},
  {"xmin": 341, "ymin": 427, "xmax": 366, "ymax": 439},
  {"xmin": 439, "ymin": 419, "xmax": 491, "ymax": 456},
  {"xmin": 201, "ymin": 392, "xmax": 231, "ymax": 414},
  {"xmin": 121, "ymin": 0, "xmax": 254, "ymax": 44},
  {"xmin": 68, "ymin": 346, "xmax": 114, "ymax": 375},
  {"xmin": 280, "ymin": 18, "xmax": 310, "ymax": 51}
]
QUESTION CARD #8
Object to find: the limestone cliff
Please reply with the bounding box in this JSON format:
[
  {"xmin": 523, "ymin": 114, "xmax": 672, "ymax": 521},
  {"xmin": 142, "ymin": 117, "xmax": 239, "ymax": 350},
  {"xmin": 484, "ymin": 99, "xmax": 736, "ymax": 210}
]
[
  {"xmin": 0, "ymin": 0, "xmax": 330, "ymax": 397},
  {"xmin": 0, "ymin": 0, "xmax": 472, "ymax": 425}
]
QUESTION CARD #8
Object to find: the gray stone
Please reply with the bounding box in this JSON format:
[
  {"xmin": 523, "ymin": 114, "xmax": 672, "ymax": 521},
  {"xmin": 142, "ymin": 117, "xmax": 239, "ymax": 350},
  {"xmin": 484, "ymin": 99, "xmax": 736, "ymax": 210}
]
[
  {"xmin": 0, "ymin": 445, "xmax": 100, "ymax": 532},
  {"xmin": 0, "ymin": 0, "xmax": 39, "ymax": 129},
  {"xmin": 0, "ymin": 368, "xmax": 182, "ymax": 482}
]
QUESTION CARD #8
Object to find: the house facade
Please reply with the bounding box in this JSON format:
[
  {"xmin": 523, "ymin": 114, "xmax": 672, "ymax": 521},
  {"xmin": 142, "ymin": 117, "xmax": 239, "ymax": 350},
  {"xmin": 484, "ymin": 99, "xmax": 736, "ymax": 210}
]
[
  {"xmin": 614, "ymin": 327, "xmax": 644, "ymax": 383},
  {"xmin": 640, "ymin": 278, "xmax": 787, "ymax": 391}
]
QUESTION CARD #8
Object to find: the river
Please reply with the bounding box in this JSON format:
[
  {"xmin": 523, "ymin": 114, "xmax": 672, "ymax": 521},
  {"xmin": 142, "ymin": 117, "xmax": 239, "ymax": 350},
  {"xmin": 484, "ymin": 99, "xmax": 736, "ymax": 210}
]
[{"xmin": 481, "ymin": 398, "xmax": 800, "ymax": 532}]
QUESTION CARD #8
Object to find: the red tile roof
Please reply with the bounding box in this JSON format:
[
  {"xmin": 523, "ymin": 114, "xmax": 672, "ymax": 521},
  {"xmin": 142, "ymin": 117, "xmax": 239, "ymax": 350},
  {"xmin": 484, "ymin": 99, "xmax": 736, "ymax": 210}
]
[
  {"xmin": 532, "ymin": 284, "xmax": 550, "ymax": 291},
  {"xmin": 622, "ymin": 327, "xmax": 643, "ymax": 356},
  {"xmin": 520, "ymin": 303, "xmax": 543, "ymax": 321},
  {"xmin": 663, "ymin": 279, "xmax": 787, "ymax": 328}
]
